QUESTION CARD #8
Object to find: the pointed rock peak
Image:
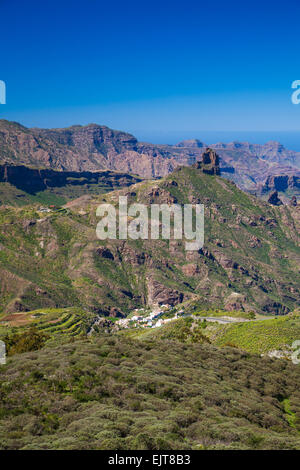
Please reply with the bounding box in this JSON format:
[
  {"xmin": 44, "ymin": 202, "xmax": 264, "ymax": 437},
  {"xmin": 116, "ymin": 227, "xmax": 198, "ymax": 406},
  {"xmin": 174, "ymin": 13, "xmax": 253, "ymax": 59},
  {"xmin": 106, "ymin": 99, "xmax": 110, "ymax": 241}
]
[
  {"xmin": 196, "ymin": 148, "xmax": 220, "ymax": 175},
  {"xmin": 202, "ymin": 147, "xmax": 219, "ymax": 164}
]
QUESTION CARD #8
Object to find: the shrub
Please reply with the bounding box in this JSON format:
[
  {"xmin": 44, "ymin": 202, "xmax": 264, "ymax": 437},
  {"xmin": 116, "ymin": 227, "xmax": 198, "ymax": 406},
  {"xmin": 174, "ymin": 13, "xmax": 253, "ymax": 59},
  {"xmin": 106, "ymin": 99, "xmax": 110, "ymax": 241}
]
[{"xmin": 4, "ymin": 327, "xmax": 50, "ymax": 356}]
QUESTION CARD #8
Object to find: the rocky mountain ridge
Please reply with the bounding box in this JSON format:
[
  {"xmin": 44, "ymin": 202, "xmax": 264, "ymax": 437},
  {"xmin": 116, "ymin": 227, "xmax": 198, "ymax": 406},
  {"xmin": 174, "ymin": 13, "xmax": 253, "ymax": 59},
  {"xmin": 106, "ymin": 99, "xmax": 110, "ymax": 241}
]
[
  {"xmin": 0, "ymin": 163, "xmax": 299, "ymax": 316},
  {"xmin": 0, "ymin": 163, "xmax": 142, "ymax": 204},
  {"xmin": 0, "ymin": 120, "xmax": 299, "ymax": 200}
]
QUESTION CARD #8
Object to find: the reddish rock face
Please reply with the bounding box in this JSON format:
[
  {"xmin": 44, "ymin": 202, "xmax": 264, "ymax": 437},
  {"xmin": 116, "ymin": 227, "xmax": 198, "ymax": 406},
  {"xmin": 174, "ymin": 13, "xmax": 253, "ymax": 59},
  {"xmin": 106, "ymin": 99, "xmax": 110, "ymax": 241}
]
[
  {"xmin": 195, "ymin": 148, "xmax": 221, "ymax": 175},
  {"xmin": 202, "ymin": 148, "xmax": 220, "ymax": 166},
  {"xmin": 147, "ymin": 278, "xmax": 184, "ymax": 306},
  {"xmin": 181, "ymin": 264, "xmax": 200, "ymax": 276}
]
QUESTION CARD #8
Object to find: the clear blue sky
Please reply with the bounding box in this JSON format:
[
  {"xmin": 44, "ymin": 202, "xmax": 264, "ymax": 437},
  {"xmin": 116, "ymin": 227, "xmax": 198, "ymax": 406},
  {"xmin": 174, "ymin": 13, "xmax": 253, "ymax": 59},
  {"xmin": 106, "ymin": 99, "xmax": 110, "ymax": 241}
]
[{"xmin": 1, "ymin": 0, "xmax": 300, "ymax": 143}]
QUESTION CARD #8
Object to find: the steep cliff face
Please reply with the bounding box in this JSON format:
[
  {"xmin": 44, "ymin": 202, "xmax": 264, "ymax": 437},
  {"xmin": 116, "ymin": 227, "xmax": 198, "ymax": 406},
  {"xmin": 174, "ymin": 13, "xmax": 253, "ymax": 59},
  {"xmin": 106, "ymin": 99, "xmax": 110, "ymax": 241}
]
[
  {"xmin": 262, "ymin": 174, "xmax": 300, "ymax": 193},
  {"xmin": 0, "ymin": 164, "xmax": 142, "ymax": 204},
  {"xmin": 0, "ymin": 121, "xmax": 141, "ymax": 172},
  {"xmin": 0, "ymin": 120, "xmax": 190, "ymax": 177},
  {"xmin": 32, "ymin": 124, "xmax": 139, "ymax": 164},
  {"xmin": 195, "ymin": 148, "xmax": 220, "ymax": 175}
]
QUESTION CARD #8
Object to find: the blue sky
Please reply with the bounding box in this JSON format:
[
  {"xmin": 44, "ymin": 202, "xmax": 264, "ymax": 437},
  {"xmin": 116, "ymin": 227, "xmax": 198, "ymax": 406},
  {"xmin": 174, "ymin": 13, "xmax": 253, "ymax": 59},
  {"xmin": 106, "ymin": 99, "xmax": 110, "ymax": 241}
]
[{"xmin": 1, "ymin": 0, "xmax": 300, "ymax": 143}]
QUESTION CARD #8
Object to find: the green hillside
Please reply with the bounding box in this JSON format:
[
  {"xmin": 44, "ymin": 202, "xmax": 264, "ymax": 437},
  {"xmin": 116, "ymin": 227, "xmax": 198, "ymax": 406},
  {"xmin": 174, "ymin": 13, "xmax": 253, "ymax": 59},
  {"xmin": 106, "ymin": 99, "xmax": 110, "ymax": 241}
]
[
  {"xmin": 0, "ymin": 307, "xmax": 94, "ymax": 349},
  {"xmin": 213, "ymin": 314, "xmax": 300, "ymax": 354},
  {"xmin": 0, "ymin": 164, "xmax": 299, "ymax": 451},
  {"xmin": 0, "ymin": 165, "xmax": 299, "ymax": 316},
  {"xmin": 127, "ymin": 314, "xmax": 300, "ymax": 356}
]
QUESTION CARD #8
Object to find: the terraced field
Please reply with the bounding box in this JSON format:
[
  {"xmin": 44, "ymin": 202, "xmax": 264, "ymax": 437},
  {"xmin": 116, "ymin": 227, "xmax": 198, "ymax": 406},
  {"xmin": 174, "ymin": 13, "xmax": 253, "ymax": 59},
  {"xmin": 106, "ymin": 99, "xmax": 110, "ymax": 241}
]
[{"xmin": 0, "ymin": 307, "xmax": 94, "ymax": 346}]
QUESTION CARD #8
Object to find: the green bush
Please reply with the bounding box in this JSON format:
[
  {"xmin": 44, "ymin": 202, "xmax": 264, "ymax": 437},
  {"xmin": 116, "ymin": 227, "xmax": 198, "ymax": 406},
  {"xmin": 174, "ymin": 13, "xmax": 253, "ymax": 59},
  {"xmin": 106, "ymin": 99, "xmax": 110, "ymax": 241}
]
[{"xmin": 4, "ymin": 327, "xmax": 50, "ymax": 356}]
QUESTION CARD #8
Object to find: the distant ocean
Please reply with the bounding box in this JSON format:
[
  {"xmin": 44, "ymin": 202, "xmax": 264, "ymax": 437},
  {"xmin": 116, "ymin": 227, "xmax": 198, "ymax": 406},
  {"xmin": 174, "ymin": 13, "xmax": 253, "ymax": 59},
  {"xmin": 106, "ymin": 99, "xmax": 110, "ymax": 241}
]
[{"xmin": 135, "ymin": 131, "xmax": 300, "ymax": 152}]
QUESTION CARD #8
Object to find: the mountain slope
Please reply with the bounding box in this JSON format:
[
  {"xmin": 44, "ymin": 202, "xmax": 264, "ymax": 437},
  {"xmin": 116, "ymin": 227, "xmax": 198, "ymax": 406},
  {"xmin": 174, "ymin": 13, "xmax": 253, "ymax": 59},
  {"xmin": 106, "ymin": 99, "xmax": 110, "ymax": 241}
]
[
  {"xmin": 0, "ymin": 120, "xmax": 182, "ymax": 176},
  {"xmin": 0, "ymin": 164, "xmax": 299, "ymax": 316}
]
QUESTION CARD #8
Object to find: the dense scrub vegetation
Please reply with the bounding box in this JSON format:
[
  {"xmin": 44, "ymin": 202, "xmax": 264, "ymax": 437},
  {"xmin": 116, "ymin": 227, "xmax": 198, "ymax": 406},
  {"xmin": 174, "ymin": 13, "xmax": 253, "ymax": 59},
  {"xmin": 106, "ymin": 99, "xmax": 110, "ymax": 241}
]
[
  {"xmin": 3, "ymin": 327, "xmax": 50, "ymax": 356},
  {"xmin": 0, "ymin": 335, "xmax": 300, "ymax": 450}
]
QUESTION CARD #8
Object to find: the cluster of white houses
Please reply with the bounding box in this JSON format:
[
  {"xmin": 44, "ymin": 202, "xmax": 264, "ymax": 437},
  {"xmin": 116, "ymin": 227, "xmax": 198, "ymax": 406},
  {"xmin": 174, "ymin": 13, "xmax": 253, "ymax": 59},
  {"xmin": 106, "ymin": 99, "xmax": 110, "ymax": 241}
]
[{"xmin": 116, "ymin": 305, "xmax": 184, "ymax": 330}]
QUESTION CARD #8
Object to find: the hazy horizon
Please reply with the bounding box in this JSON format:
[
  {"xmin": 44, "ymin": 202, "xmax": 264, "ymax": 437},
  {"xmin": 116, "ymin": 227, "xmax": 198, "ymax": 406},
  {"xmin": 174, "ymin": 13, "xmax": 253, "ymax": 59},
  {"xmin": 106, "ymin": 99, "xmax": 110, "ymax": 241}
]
[
  {"xmin": 2, "ymin": 116, "xmax": 300, "ymax": 151},
  {"xmin": 134, "ymin": 130, "xmax": 300, "ymax": 151}
]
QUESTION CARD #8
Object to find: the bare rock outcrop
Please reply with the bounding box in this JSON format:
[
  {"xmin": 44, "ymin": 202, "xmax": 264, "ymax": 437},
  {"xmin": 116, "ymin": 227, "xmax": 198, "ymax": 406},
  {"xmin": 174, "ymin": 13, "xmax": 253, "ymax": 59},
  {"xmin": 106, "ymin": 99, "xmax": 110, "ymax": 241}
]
[
  {"xmin": 268, "ymin": 191, "xmax": 283, "ymax": 206},
  {"xmin": 224, "ymin": 292, "xmax": 247, "ymax": 311},
  {"xmin": 196, "ymin": 148, "xmax": 221, "ymax": 176},
  {"xmin": 147, "ymin": 277, "xmax": 184, "ymax": 306}
]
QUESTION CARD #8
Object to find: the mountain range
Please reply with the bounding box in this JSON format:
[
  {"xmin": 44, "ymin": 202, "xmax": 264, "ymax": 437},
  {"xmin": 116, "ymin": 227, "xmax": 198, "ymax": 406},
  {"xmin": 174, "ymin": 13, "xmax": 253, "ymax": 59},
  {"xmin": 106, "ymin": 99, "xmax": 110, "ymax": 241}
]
[{"xmin": 0, "ymin": 120, "xmax": 299, "ymax": 201}]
